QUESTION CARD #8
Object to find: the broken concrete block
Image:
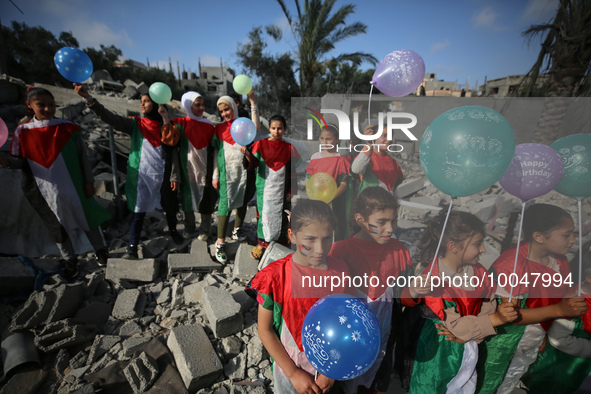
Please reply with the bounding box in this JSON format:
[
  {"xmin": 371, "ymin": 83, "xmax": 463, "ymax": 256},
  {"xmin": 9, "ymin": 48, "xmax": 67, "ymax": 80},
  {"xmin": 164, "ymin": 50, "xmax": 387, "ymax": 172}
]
[
  {"xmin": 156, "ymin": 286, "xmax": 171, "ymax": 304},
  {"xmin": 122, "ymin": 336, "xmax": 153, "ymax": 358},
  {"xmin": 183, "ymin": 281, "xmax": 208, "ymax": 305},
  {"xmin": 112, "ymin": 289, "xmax": 146, "ymax": 320},
  {"xmin": 106, "ymin": 259, "xmax": 159, "ymax": 282},
  {"xmin": 123, "ymin": 351, "xmax": 159, "ymax": 393},
  {"xmin": 246, "ymin": 335, "xmax": 265, "ymax": 366},
  {"xmin": 34, "ymin": 318, "xmax": 96, "ymax": 352},
  {"xmin": 171, "ymin": 278, "xmax": 184, "ymax": 308},
  {"xmin": 11, "ymin": 283, "xmax": 85, "ymax": 331},
  {"xmin": 233, "ymin": 244, "xmax": 259, "ymax": 280},
  {"xmin": 122, "ymin": 85, "xmax": 140, "ymax": 100},
  {"xmin": 136, "ymin": 82, "xmax": 149, "ymax": 95},
  {"xmin": 167, "ymin": 324, "xmax": 223, "ymax": 392},
  {"xmin": 87, "ymin": 335, "xmax": 121, "ymax": 365},
  {"xmin": 224, "ymin": 353, "xmax": 246, "ymax": 380},
  {"xmin": 201, "ymin": 286, "xmax": 243, "ymax": 338},
  {"xmin": 396, "ymin": 177, "xmax": 427, "ymax": 198},
  {"xmin": 167, "ymin": 253, "xmax": 222, "ymax": 278},
  {"xmin": 229, "ymin": 286, "xmax": 255, "ymax": 314},
  {"xmin": 221, "ymin": 336, "xmax": 243, "ymax": 359},
  {"xmin": 118, "ymin": 320, "xmax": 142, "ymax": 337}
]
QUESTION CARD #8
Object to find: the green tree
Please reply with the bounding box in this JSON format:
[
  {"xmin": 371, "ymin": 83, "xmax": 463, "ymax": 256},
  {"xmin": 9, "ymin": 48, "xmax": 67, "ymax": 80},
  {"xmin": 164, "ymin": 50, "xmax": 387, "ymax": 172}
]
[
  {"xmin": 276, "ymin": 0, "xmax": 377, "ymax": 96},
  {"xmin": 319, "ymin": 61, "xmax": 375, "ymax": 95},
  {"xmin": 236, "ymin": 27, "xmax": 299, "ymax": 121},
  {"xmin": 521, "ymin": 0, "xmax": 591, "ymax": 97},
  {"xmin": 84, "ymin": 44, "xmax": 122, "ymax": 76}
]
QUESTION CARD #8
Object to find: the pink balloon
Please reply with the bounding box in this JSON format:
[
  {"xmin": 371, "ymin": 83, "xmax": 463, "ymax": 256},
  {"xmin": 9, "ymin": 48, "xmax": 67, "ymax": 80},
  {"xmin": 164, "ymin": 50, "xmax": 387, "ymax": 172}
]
[
  {"xmin": 371, "ymin": 50, "xmax": 425, "ymax": 97},
  {"xmin": 0, "ymin": 117, "xmax": 8, "ymax": 148},
  {"xmin": 499, "ymin": 143, "xmax": 564, "ymax": 201}
]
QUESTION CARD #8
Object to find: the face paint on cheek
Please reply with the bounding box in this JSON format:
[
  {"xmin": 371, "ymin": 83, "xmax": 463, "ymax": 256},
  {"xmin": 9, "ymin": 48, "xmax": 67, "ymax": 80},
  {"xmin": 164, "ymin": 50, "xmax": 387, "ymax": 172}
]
[
  {"xmin": 368, "ymin": 224, "xmax": 379, "ymax": 234},
  {"xmin": 298, "ymin": 244, "xmax": 311, "ymax": 257}
]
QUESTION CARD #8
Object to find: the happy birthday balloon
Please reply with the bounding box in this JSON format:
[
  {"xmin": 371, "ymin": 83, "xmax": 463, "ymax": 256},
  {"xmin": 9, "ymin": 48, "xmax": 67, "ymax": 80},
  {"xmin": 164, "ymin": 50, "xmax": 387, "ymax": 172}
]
[
  {"xmin": 302, "ymin": 294, "xmax": 381, "ymax": 380},
  {"xmin": 0, "ymin": 117, "xmax": 8, "ymax": 148},
  {"xmin": 148, "ymin": 82, "xmax": 172, "ymax": 104},
  {"xmin": 306, "ymin": 172, "xmax": 337, "ymax": 204},
  {"xmin": 230, "ymin": 117, "xmax": 256, "ymax": 146},
  {"xmin": 499, "ymin": 143, "xmax": 564, "ymax": 201},
  {"xmin": 54, "ymin": 47, "xmax": 93, "ymax": 83},
  {"xmin": 371, "ymin": 50, "xmax": 425, "ymax": 97},
  {"xmin": 419, "ymin": 106, "xmax": 516, "ymax": 197},
  {"xmin": 551, "ymin": 134, "xmax": 591, "ymax": 198},
  {"xmin": 233, "ymin": 75, "xmax": 253, "ymax": 95}
]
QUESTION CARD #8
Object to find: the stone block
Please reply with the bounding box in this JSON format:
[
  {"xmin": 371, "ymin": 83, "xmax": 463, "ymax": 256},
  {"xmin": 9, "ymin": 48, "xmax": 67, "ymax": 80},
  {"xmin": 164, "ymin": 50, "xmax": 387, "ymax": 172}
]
[
  {"xmin": 136, "ymin": 82, "xmax": 149, "ymax": 95},
  {"xmin": 34, "ymin": 318, "xmax": 96, "ymax": 352},
  {"xmin": 201, "ymin": 286, "xmax": 243, "ymax": 338},
  {"xmin": 396, "ymin": 177, "xmax": 427, "ymax": 198},
  {"xmin": 229, "ymin": 286, "xmax": 255, "ymax": 314},
  {"xmin": 167, "ymin": 324, "xmax": 223, "ymax": 392},
  {"xmin": 122, "ymin": 85, "xmax": 140, "ymax": 100},
  {"xmin": 167, "ymin": 253, "xmax": 222, "ymax": 278},
  {"xmin": 183, "ymin": 281, "xmax": 207, "ymax": 305},
  {"xmin": 11, "ymin": 283, "xmax": 85, "ymax": 331},
  {"xmin": 118, "ymin": 320, "xmax": 142, "ymax": 337},
  {"xmin": 112, "ymin": 289, "xmax": 146, "ymax": 320},
  {"xmin": 233, "ymin": 244, "xmax": 259, "ymax": 280},
  {"xmin": 224, "ymin": 353, "xmax": 246, "ymax": 380},
  {"xmin": 87, "ymin": 335, "xmax": 121, "ymax": 365},
  {"xmin": 106, "ymin": 259, "xmax": 159, "ymax": 282},
  {"xmin": 123, "ymin": 351, "xmax": 159, "ymax": 393},
  {"xmin": 122, "ymin": 336, "xmax": 153, "ymax": 357}
]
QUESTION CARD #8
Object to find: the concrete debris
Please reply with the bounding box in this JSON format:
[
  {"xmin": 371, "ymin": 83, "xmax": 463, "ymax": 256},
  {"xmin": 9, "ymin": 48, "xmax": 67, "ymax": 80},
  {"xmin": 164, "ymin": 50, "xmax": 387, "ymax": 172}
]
[
  {"xmin": 106, "ymin": 258, "xmax": 160, "ymax": 282},
  {"xmin": 34, "ymin": 318, "xmax": 97, "ymax": 352},
  {"xmin": 201, "ymin": 286, "xmax": 243, "ymax": 338},
  {"xmin": 123, "ymin": 351, "xmax": 159, "ymax": 393},
  {"xmin": 112, "ymin": 289, "xmax": 146, "ymax": 320}
]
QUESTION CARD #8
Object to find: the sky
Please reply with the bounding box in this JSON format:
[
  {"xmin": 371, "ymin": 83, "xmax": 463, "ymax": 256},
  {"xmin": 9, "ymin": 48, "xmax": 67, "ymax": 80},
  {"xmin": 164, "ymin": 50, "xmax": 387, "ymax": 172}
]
[{"xmin": 1, "ymin": 0, "xmax": 559, "ymax": 90}]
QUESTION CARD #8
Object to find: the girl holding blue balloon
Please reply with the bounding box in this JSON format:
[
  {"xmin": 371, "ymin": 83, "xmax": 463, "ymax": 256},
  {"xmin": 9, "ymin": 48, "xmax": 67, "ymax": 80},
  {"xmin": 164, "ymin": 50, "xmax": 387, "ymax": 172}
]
[
  {"xmin": 246, "ymin": 199, "xmax": 351, "ymax": 394},
  {"xmin": 212, "ymin": 92, "xmax": 260, "ymax": 263},
  {"xmin": 74, "ymin": 84, "xmax": 183, "ymax": 258}
]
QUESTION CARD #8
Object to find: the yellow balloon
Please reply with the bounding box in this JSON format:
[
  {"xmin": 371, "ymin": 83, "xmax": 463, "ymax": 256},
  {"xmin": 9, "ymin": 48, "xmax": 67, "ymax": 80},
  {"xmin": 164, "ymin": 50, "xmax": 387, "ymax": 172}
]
[{"xmin": 306, "ymin": 172, "xmax": 337, "ymax": 203}]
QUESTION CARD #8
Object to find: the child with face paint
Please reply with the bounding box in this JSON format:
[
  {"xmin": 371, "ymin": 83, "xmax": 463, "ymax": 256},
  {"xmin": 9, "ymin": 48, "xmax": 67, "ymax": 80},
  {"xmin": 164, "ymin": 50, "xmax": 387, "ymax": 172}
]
[
  {"xmin": 246, "ymin": 199, "xmax": 351, "ymax": 394},
  {"xmin": 396, "ymin": 210, "xmax": 517, "ymax": 394},
  {"xmin": 328, "ymin": 186, "xmax": 421, "ymax": 393},
  {"xmin": 477, "ymin": 204, "xmax": 587, "ymax": 394}
]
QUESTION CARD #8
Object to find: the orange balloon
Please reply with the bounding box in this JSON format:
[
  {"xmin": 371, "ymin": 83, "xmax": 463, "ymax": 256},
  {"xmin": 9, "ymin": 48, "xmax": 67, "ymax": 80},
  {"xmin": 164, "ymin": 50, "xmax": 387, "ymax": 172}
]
[{"xmin": 306, "ymin": 172, "xmax": 337, "ymax": 203}]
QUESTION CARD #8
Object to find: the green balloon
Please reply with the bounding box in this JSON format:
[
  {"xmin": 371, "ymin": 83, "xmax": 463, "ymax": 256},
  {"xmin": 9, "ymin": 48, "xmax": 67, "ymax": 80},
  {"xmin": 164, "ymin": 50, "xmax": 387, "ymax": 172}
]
[
  {"xmin": 419, "ymin": 106, "xmax": 516, "ymax": 197},
  {"xmin": 149, "ymin": 82, "xmax": 172, "ymax": 104},
  {"xmin": 550, "ymin": 133, "xmax": 591, "ymax": 198},
  {"xmin": 233, "ymin": 75, "xmax": 252, "ymax": 95}
]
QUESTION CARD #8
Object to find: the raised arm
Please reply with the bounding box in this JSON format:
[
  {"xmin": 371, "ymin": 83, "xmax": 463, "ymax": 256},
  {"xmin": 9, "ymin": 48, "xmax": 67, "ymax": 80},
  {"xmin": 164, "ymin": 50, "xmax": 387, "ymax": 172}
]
[
  {"xmin": 247, "ymin": 90, "xmax": 261, "ymax": 131},
  {"xmin": 73, "ymin": 83, "xmax": 134, "ymax": 134}
]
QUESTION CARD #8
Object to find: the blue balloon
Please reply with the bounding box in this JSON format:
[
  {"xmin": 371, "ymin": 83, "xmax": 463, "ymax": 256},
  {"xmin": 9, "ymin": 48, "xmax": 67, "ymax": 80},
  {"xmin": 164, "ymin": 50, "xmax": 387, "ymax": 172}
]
[
  {"xmin": 230, "ymin": 117, "xmax": 256, "ymax": 146},
  {"xmin": 54, "ymin": 47, "xmax": 93, "ymax": 83},
  {"xmin": 419, "ymin": 106, "xmax": 516, "ymax": 197},
  {"xmin": 301, "ymin": 294, "xmax": 380, "ymax": 380}
]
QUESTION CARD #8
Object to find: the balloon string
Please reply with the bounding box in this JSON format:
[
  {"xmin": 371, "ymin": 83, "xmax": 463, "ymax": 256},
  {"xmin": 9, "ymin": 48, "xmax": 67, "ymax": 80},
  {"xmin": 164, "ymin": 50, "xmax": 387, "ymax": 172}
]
[
  {"xmin": 427, "ymin": 199, "xmax": 454, "ymax": 280},
  {"xmin": 578, "ymin": 197, "xmax": 583, "ymax": 297},
  {"xmin": 368, "ymin": 84, "xmax": 374, "ymax": 127},
  {"xmin": 509, "ymin": 201, "xmax": 526, "ymax": 302}
]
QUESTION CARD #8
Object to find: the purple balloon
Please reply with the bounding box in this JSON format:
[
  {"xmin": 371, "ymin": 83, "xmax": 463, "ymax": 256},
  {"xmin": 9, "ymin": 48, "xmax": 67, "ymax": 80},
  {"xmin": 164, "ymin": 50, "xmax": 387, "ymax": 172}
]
[
  {"xmin": 499, "ymin": 143, "xmax": 564, "ymax": 201},
  {"xmin": 371, "ymin": 50, "xmax": 425, "ymax": 97}
]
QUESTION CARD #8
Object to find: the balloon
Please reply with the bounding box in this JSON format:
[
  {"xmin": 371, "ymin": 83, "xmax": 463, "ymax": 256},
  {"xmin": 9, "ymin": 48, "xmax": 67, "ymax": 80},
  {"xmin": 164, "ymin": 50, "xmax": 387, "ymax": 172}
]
[
  {"xmin": 233, "ymin": 75, "xmax": 253, "ymax": 95},
  {"xmin": 551, "ymin": 134, "xmax": 591, "ymax": 198},
  {"xmin": 419, "ymin": 106, "xmax": 516, "ymax": 197},
  {"xmin": 230, "ymin": 117, "xmax": 256, "ymax": 146},
  {"xmin": 306, "ymin": 173, "xmax": 337, "ymax": 203},
  {"xmin": 371, "ymin": 50, "xmax": 425, "ymax": 97},
  {"xmin": 54, "ymin": 47, "xmax": 93, "ymax": 83},
  {"xmin": 0, "ymin": 117, "xmax": 8, "ymax": 148},
  {"xmin": 149, "ymin": 82, "xmax": 172, "ymax": 104},
  {"xmin": 302, "ymin": 294, "xmax": 381, "ymax": 380},
  {"xmin": 499, "ymin": 143, "xmax": 564, "ymax": 201}
]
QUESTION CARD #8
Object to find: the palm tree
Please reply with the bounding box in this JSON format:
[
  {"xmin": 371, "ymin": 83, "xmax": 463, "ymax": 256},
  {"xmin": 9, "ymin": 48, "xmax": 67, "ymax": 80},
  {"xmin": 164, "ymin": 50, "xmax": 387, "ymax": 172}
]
[
  {"xmin": 521, "ymin": 0, "xmax": 591, "ymax": 97},
  {"xmin": 276, "ymin": 0, "xmax": 377, "ymax": 96}
]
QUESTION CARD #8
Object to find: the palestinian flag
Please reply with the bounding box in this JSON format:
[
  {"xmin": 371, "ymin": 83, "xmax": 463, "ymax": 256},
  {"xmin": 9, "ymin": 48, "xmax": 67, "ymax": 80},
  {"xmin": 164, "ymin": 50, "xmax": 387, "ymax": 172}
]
[
  {"xmin": 125, "ymin": 117, "xmax": 166, "ymax": 213},
  {"xmin": 476, "ymin": 243, "xmax": 572, "ymax": 394},
  {"xmin": 357, "ymin": 152, "xmax": 403, "ymax": 194},
  {"xmin": 252, "ymin": 138, "xmax": 300, "ymax": 242},
  {"xmin": 10, "ymin": 118, "xmax": 111, "ymax": 242},
  {"xmin": 171, "ymin": 116, "xmax": 215, "ymax": 212},
  {"xmin": 521, "ymin": 297, "xmax": 591, "ymax": 393}
]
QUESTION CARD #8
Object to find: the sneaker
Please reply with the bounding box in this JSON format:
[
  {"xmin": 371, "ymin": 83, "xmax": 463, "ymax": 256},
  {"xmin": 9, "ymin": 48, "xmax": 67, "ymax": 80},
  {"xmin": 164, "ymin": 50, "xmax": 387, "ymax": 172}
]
[
  {"xmin": 122, "ymin": 245, "xmax": 138, "ymax": 259},
  {"xmin": 197, "ymin": 233, "xmax": 209, "ymax": 242},
  {"xmin": 215, "ymin": 242, "xmax": 227, "ymax": 263},
  {"xmin": 169, "ymin": 229, "xmax": 184, "ymax": 245},
  {"xmin": 96, "ymin": 249, "xmax": 109, "ymax": 267},
  {"xmin": 231, "ymin": 227, "xmax": 247, "ymax": 242}
]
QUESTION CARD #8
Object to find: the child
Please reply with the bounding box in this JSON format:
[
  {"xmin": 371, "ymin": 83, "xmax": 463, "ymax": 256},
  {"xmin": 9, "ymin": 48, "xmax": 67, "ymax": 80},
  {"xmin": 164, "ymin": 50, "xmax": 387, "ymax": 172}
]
[
  {"xmin": 212, "ymin": 93, "xmax": 260, "ymax": 263},
  {"xmin": 163, "ymin": 91, "xmax": 217, "ymax": 240},
  {"xmin": 242, "ymin": 115, "xmax": 299, "ymax": 259},
  {"xmin": 351, "ymin": 124, "xmax": 403, "ymax": 195},
  {"xmin": 477, "ymin": 204, "xmax": 587, "ymax": 394},
  {"xmin": 306, "ymin": 123, "xmax": 353, "ymax": 241},
  {"xmin": 74, "ymin": 83, "xmax": 183, "ymax": 258},
  {"xmin": 329, "ymin": 186, "xmax": 418, "ymax": 393},
  {"xmin": 6, "ymin": 87, "xmax": 111, "ymax": 278},
  {"xmin": 521, "ymin": 240, "xmax": 591, "ymax": 393},
  {"xmin": 246, "ymin": 199, "xmax": 351, "ymax": 394},
  {"xmin": 396, "ymin": 210, "xmax": 517, "ymax": 394}
]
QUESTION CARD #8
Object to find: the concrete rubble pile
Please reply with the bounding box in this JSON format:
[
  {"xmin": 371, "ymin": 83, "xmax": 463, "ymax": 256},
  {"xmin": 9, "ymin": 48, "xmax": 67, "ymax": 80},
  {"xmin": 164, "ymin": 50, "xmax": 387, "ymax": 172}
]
[{"xmin": 1, "ymin": 78, "xmax": 590, "ymax": 393}]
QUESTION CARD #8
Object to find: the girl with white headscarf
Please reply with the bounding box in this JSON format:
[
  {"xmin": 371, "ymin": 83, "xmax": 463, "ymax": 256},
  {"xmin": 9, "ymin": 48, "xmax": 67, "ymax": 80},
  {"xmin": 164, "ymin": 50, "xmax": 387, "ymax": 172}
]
[
  {"xmin": 212, "ymin": 91, "xmax": 260, "ymax": 263},
  {"xmin": 162, "ymin": 91, "xmax": 217, "ymax": 240}
]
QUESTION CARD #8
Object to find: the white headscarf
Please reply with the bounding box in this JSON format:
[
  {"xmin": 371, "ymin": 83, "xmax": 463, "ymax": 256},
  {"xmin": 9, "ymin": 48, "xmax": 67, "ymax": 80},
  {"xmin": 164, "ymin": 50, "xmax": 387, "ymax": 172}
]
[
  {"xmin": 216, "ymin": 95, "xmax": 239, "ymax": 122},
  {"xmin": 181, "ymin": 91, "xmax": 213, "ymax": 125}
]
